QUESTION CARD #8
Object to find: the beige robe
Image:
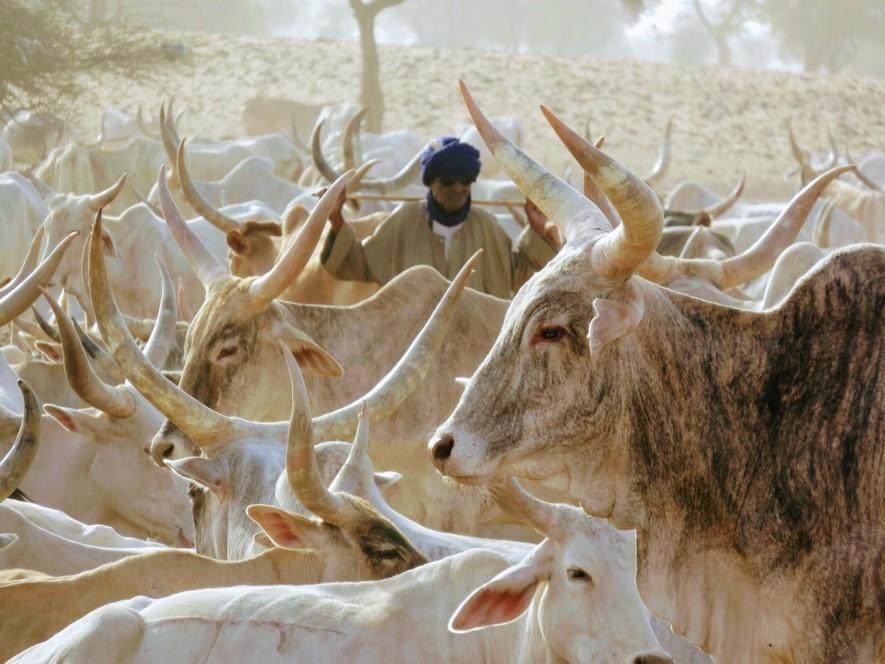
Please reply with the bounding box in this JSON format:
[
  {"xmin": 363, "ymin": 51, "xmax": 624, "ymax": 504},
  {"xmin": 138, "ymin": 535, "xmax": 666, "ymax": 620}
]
[{"xmin": 321, "ymin": 200, "xmax": 557, "ymax": 298}]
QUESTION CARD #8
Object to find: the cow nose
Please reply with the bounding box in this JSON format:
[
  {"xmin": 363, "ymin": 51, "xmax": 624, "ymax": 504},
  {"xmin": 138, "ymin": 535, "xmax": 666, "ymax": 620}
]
[
  {"xmin": 430, "ymin": 433, "xmax": 454, "ymax": 468},
  {"xmin": 630, "ymin": 652, "xmax": 673, "ymax": 664},
  {"xmin": 150, "ymin": 439, "xmax": 175, "ymax": 467}
]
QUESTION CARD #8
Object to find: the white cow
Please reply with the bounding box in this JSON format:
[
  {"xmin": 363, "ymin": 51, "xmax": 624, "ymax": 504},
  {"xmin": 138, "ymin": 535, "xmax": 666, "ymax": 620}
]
[
  {"xmin": 15, "ymin": 480, "xmax": 672, "ymax": 663},
  {"xmin": 2, "ymin": 110, "xmax": 66, "ymax": 165},
  {"xmin": 0, "ymin": 173, "xmax": 49, "ymax": 282}
]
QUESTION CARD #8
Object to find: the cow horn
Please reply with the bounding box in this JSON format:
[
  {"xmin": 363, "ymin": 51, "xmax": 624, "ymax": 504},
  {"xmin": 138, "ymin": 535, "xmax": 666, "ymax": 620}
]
[
  {"xmin": 71, "ymin": 317, "xmax": 123, "ymax": 382},
  {"xmin": 639, "ymin": 164, "xmax": 853, "ymax": 289},
  {"xmin": 248, "ymin": 170, "xmax": 354, "ymax": 307},
  {"xmin": 0, "ymin": 380, "xmax": 40, "ymax": 502},
  {"xmin": 311, "ymin": 250, "xmax": 481, "ymax": 441},
  {"xmin": 25, "ymin": 171, "xmax": 56, "ymax": 200},
  {"xmin": 42, "ymin": 289, "xmax": 135, "ymax": 418},
  {"xmin": 642, "ymin": 114, "xmax": 673, "ymax": 189},
  {"xmin": 582, "ymin": 172, "xmax": 622, "ymax": 228},
  {"xmin": 0, "ymin": 232, "xmax": 78, "ymax": 327},
  {"xmin": 702, "ymin": 172, "xmax": 745, "ymax": 219},
  {"xmin": 341, "ymin": 106, "xmax": 369, "ymax": 172},
  {"xmin": 0, "ymin": 224, "xmax": 45, "ymax": 298},
  {"xmin": 489, "ymin": 476, "xmax": 561, "ymax": 538},
  {"xmin": 157, "ymin": 165, "xmax": 229, "ymax": 288},
  {"xmin": 825, "ymin": 125, "xmax": 839, "ymax": 169},
  {"xmin": 540, "ymin": 104, "xmax": 662, "ymax": 278},
  {"xmin": 88, "ymin": 174, "xmax": 127, "ymax": 212},
  {"xmin": 459, "ymin": 81, "xmax": 610, "ymax": 246},
  {"xmin": 176, "ymin": 137, "xmax": 242, "ymax": 235},
  {"xmin": 283, "ymin": 349, "xmax": 353, "ymax": 525},
  {"xmin": 787, "ymin": 119, "xmax": 815, "ymax": 185},
  {"xmin": 142, "ymin": 257, "xmax": 178, "ymax": 369},
  {"xmin": 128, "ymin": 178, "xmax": 162, "ymax": 217},
  {"xmin": 31, "ymin": 305, "xmax": 60, "ymax": 342},
  {"xmin": 310, "ymin": 119, "xmax": 341, "ymax": 183},
  {"xmin": 88, "ymin": 210, "xmax": 233, "ymax": 446}
]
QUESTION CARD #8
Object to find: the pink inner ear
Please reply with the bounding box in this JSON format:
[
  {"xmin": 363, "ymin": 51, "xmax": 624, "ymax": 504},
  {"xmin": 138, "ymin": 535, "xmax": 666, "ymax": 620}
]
[
  {"xmin": 259, "ymin": 512, "xmax": 304, "ymax": 548},
  {"xmin": 452, "ymin": 586, "xmax": 535, "ymax": 631},
  {"xmin": 45, "ymin": 406, "xmax": 77, "ymax": 433}
]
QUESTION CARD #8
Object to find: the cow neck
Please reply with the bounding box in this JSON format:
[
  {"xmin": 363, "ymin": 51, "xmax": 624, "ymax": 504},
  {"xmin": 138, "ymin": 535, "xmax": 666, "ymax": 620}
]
[{"xmin": 603, "ymin": 248, "xmax": 882, "ymax": 663}]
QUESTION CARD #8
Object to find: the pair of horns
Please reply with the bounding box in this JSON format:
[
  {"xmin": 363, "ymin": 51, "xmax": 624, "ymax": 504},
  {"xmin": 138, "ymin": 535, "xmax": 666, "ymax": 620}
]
[
  {"xmin": 311, "ymin": 115, "xmax": 423, "ymax": 193},
  {"xmin": 461, "ymin": 80, "xmax": 853, "ymax": 289}
]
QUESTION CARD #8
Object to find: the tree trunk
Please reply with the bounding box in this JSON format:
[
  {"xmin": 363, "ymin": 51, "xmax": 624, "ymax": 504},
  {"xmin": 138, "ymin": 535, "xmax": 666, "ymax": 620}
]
[{"xmin": 349, "ymin": 0, "xmax": 405, "ymax": 133}]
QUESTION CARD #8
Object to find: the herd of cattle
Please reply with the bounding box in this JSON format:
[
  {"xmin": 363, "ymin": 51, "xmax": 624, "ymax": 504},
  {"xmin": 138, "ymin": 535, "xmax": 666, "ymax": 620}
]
[{"xmin": 0, "ymin": 79, "xmax": 881, "ymax": 663}]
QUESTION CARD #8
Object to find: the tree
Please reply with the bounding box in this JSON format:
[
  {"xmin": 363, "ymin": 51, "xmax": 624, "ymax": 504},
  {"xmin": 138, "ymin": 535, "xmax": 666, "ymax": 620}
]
[
  {"xmin": 0, "ymin": 0, "xmax": 165, "ymax": 115},
  {"xmin": 758, "ymin": 0, "xmax": 885, "ymax": 74},
  {"xmin": 690, "ymin": 0, "xmax": 755, "ymax": 67},
  {"xmin": 349, "ymin": 0, "xmax": 406, "ymax": 133}
]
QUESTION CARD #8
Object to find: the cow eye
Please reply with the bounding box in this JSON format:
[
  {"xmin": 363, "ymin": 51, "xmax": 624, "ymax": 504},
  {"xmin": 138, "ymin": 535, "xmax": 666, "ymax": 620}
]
[
  {"xmin": 566, "ymin": 567, "xmax": 592, "ymax": 582},
  {"xmin": 216, "ymin": 345, "xmax": 238, "ymax": 360},
  {"xmin": 533, "ymin": 325, "xmax": 566, "ymax": 345}
]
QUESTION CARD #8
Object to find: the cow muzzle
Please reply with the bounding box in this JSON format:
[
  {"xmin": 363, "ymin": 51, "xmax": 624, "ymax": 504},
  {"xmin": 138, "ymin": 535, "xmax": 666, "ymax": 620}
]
[{"xmin": 150, "ymin": 421, "xmax": 201, "ymax": 466}]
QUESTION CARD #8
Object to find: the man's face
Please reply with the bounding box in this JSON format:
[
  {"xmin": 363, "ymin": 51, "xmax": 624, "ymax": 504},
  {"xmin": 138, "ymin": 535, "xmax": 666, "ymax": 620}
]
[{"xmin": 430, "ymin": 175, "xmax": 473, "ymax": 214}]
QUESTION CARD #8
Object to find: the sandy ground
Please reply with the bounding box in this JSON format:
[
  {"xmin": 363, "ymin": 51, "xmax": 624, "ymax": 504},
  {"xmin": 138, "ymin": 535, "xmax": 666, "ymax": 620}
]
[{"xmin": 68, "ymin": 31, "xmax": 885, "ymax": 201}]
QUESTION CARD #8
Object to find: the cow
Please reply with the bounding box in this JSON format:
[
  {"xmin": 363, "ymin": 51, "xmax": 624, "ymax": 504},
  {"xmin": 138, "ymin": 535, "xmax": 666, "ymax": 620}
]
[
  {"xmin": 428, "ymin": 81, "xmax": 884, "ymax": 663},
  {"xmin": 12, "ymin": 475, "xmax": 673, "ymax": 664},
  {"xmin": 35, "ymin": 137, "xmax": 166, "ymax": 214},
  {"xmin": 239, "ymin": 94, "xmax": 338, "ymax": 149},
  {"xmin": 2, "ymin": 109, "xmax": 66, "ymax": 165},
  {"xmin": 0, "ymin": 272, "xmax": 193, "ymax": 545},
  {"xmin": 0, "ymin": 173, "xmax": 50, "ymax": 283}
]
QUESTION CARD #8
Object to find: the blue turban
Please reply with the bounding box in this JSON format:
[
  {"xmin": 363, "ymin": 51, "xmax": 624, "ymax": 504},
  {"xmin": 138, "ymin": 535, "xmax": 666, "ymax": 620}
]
[{"xmin": 421, "ymin": 136, "xmax": 481, "ymax": 186}]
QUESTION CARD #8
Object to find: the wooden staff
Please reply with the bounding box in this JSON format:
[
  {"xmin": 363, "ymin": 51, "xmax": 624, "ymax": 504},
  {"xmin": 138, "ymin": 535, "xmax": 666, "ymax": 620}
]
[{"xmin": 349, "ymin": 193, "xmax": 527, "ymax": 208}]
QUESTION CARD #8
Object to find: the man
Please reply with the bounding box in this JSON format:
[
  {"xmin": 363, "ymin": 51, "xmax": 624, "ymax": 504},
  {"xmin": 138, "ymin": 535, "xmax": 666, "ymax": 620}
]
[{"xmin": 320, "ymin": 136, "xmax": 558, "ymax": 298}]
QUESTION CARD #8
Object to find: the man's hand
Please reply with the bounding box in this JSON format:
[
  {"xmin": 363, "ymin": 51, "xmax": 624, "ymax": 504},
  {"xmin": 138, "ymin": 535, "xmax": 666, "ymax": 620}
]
[
  {"xmin": 315, "ymin": 186, "xmax": 348, "ymax": 232},
  {"xmin": 524, "ymin": 199, "xmax": 547, "ymax": 236}
]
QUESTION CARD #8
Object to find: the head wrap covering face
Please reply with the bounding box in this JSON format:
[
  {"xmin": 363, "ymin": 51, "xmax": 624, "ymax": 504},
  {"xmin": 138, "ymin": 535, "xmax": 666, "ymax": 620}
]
[{"xmin": 421, "ymin": 136, "xmax": 482, "ymax": 186}]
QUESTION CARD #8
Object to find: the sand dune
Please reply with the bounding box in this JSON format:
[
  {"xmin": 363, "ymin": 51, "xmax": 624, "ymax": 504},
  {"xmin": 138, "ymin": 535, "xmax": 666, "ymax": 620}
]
[{"xmin": 71, "ymin": 31, "xmax": 885, "ymax": 201}]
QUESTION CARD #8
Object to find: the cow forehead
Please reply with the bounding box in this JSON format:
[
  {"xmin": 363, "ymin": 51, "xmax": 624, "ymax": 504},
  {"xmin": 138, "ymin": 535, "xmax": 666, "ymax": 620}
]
[{"xmin": 188, "ymin": 280, "xmax": 276, "ymax": 342}]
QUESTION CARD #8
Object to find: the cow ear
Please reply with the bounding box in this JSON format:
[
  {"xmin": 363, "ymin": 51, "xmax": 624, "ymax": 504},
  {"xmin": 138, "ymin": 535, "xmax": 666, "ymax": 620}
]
[
  {"xmin": 226, "ymin": 230, "xmax": 251, "ymax": 256},
  {"xmin": 373, "ymin": 471, "xmax": 401, "ymax": 489},
  {"xmin": 0, "ymin": 533, "xmax": 18, "ymax": 552},
  {"xmin": 587, "ymin": 296, "xmax": 645, "ymax": 354},
  {"xmin": 44, "ymin": 404, "xmax": 100, "ymax": 436},
  {"xmin": 165, "ymin": 457, "xmax": 224, "ymax": 492},
  {"xmin": 101, "ymin": 229, "xmax": 119, "ymax": 259},
  {"xmin": 279, "ymin": 325, "xmax": 344, "ymax": 378},
  {"xmin": 34, "ymin": 340, "xmax": 62, "ymax": 362},
  {"xmin": 246, "ymin": 504, "xmax": 324, "ymax": 549},
  {"xmin": 449, "ymin": 559, "xmax": 545, "ymax": 633}
]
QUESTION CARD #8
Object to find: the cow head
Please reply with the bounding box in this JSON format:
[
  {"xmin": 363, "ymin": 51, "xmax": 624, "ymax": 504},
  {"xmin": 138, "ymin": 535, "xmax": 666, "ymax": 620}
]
[
  {"xmin": 38, "ymin": 279, "xmax": 192, "ymax": 546},
  {"xmin": 39, "ymin": 174, "xmax": 126, "ymax": 304},
  {"xmin": 429, "ymin": 82, "xmax": 848, "ymax": 510},
  {"xmin": 450, "ymin": 478, "xmax": 671, "ymax": 664}
]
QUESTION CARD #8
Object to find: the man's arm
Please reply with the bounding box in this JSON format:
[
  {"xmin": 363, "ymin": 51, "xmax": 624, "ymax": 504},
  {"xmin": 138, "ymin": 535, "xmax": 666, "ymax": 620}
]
[{"xmin": 511, "ymin": 199, "xmax": 558, "ymax": 290}]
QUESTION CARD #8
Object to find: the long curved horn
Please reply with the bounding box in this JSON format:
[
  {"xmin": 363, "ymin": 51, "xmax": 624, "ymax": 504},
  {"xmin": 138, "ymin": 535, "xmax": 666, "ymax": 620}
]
[
  {"xmin": 128, "ymin": 178, "xmax": 163, "ymax": 217},
  {"xmin": 157, "ymin": 165, "xmax": 228, "ymax": 288},
  {"xmin": 489, "ymin": 476, "xmax": 561, "ymax": 538},
  {"xmin": 358, "ymin": 151, "xmax": 423, "ymax": 194},
  {"xmin": 787, "ymin": 119, "xmax": 815, "ymax": 185},
  {"xmin": 71, "ymin": 317, "xmax": 123, "ymax": 382},
  {"xmin": 540, "ymin": 104, "xmax": 662, "ymax": 278},
  {"xmin": 283, "ymin": 348, "xmax": 351, "ymax": 525},
  {"xmin": 824, "ymin": 125, "xmax": 839, "ymax": 169},
  {"xmin": 248, "ymin": 170, "xmax": 354, "ymax": 307},
  {"xmin": 88, "ymin": 174, "xmax": 127, "ymax": 212},
  {"xmin": 31, "ymin": 305, "xmax": 60, "ymax": 342},
  {"xmin": 310, "ymin": 119, "xmax": 340, "ymax": 183},
  {"xmin": 702, "ymin": 173, "xmax": 745, "ymax": 219},
  {"xmin": 639, "ymin": 164, "xmax": 853, "ymax": 289},
  {"xmin": 642, "ymin": 114, "xmax": 673, "ymax": 189},
  {"xmin": 459, "ymin": 81, "xmax": 610, "ymax": 245},
  {"xmin": 176, "ymin": 138, "xmax": 241, "ymax": 234},
  {"xmin": 314, "ymin": 115, "xmax": 421, "ymax": 194},
  {"xmin": 142, "ymin": 257, "xmax": 178, "ymax": 369},
  {"xmin": 0, "ymin": 380, "xmax": 40, "ymax": 501},
  {"xmin": 0, "ymin": 224, "xmax": 45, "ymax": 298},
  {"xmin": 582, "ymin": 172, "xmax": 621, "ymax": 228},
  {"xmin": 341, "ymin": 106, "xmax": 368, "ymax": 172},
  {"xmin": 0, "ymin": 232, "xmax": 78, "ymax": 327},
  {"xmin": 312, "ymin": 250, "xmax": 481, "ymax": 441},
  {"xmin": 42, "ymin": 289, "xmax": 135, "ymax": 418},
  {"xmin": 88, "ymin": 210, "xmax": 233, "ymax": 446}
]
